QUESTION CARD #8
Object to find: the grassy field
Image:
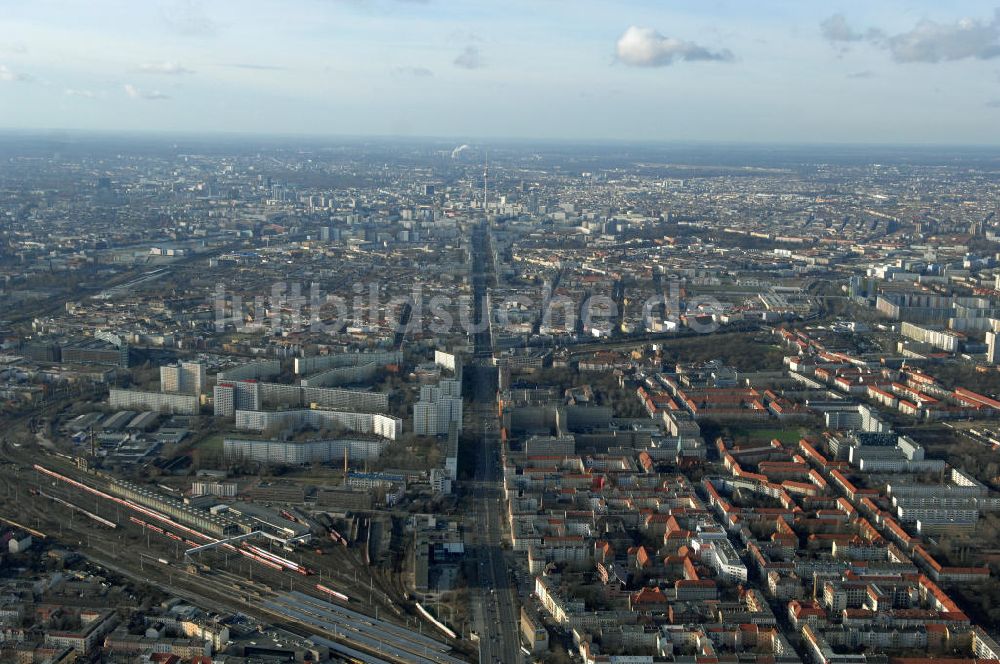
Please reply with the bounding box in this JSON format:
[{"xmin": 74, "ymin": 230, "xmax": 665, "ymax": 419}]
[{"xmin": 192, "ymin": 432, "xmax": 225, "ymax": 454}]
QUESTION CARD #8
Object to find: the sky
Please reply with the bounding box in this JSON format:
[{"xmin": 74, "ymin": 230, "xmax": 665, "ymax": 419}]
[{"xmin": 1, "ymin": 0, "xmax": 1000, "ymax": 144}]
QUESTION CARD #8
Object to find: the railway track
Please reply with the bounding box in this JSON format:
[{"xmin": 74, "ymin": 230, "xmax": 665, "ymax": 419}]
[
  {"xmin": 0, "ymin": 454, "xmax": 473, "ymax": 656},
  {"xmin": 0, "ymin": 472, "xmax": 471, "ymax": 662},
  {"xmin": 0, "ymin": 429, "xmax": 473, "ymax": 655},
  {"xmin": 1, "ymin": 461, "xmax": 385, "ymax": 596}
]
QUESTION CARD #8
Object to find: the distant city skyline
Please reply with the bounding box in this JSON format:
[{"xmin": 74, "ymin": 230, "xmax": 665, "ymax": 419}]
[{"xmin": 2, "ymin": 0, "xmax": 1000, "ymax": 144}]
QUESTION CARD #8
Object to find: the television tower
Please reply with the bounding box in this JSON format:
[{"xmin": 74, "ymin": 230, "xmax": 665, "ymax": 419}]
[{"xmin": 483, "ymin": 149, "xmax": 489, "ymax": 214}]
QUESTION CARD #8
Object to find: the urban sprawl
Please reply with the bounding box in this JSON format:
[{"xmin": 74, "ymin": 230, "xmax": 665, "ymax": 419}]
[{"xmin": 1, "ymin": 138, "xmax": 1000, "ymax": 664}]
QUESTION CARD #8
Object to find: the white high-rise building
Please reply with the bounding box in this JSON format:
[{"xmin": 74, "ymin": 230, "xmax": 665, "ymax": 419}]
[
  {"xmin": 988, "ymin": 330, "xmax": 999, "ymax": 365},
  {"xmin": 214, "ymin": 384, "xmax": 234, "ymax": 417},
  {"xmin": 161, "ymin": 365, "xmax": 182, "ymax": 393},
  {"xmin": 214, "ymin": 380, "xmax": 261, "ymax": 417},
  {"xmin": 161, "ymin": 361, "xmax": 206, "ymax": 395},
  {"xmin": 412, "ymin": 379, "xmax": 463, "ymax": 436}
]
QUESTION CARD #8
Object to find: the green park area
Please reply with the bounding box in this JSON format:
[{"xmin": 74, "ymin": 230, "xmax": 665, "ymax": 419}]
[
  {"xmin": 722, "ymin": 425, "xmax": 806, "ymax": 446},
  {"xmin": 192, "ymin": 432, "xmax": 225, "ymax": 455}
]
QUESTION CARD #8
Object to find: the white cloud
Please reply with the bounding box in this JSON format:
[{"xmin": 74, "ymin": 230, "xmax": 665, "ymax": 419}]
[
  {"xmin": 820, "ymin": 10, "xmax": 1000, "ymax": 63},
  {"xmin": 0, "ymin": 64, "xmax": 32, "ymax": 82},
  {"xmin": 139, "ymin": 61, "xmax": 194, "ymax": 75},
  {"xmin": 615, "ymin": 26, "xmax": 734, "ymax": 67},
  {"xmin": 888, "ymin": 13, "xmax": 1000, "ymax": 63},
  {"xmin": 65, "ymin": 88, "xmax": 97, "ymax": 98},
  {"xmin": 454, "ymin": 45, "xmax": 483, "ymax": 69},
  {"xmin": 124, "ymin": 83, "xmax": 170, "ymax": 100}
]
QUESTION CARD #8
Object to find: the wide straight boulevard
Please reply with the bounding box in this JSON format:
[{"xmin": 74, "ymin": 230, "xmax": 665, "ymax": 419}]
[{"xmin": 466, "ymin": 222, "xmax": 522, "ymax": 664}]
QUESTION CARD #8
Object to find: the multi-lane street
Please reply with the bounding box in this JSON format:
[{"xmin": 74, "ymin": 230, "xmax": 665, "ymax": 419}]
[
  {"xmin": 468, "ymin": 369, "xmax": 521, "ymax": 664},
  {"xmin": 467, "ymin": 222, "xmax": 523, "ymax": 664}
]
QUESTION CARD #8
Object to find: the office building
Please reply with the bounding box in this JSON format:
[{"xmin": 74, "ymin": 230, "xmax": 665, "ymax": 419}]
[{"xmin": 61, "ymin": 338, "xmax": 129, "ymax": 368}]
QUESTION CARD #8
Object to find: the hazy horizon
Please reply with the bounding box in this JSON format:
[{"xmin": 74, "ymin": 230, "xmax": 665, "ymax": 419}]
[
  {"xmin": 2, "ymin": 1, "xmax": 1000, "ymax": 145},
  {"xmin": 4, "ymin": 126, "xmax": 1000, "ymax": 151}
]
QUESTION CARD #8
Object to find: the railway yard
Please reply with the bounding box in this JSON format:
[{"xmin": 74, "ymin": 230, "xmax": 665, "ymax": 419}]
[{"xmin": 0, "ymin": 439, "xmax": 474, "ymax": 663}]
